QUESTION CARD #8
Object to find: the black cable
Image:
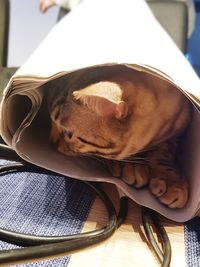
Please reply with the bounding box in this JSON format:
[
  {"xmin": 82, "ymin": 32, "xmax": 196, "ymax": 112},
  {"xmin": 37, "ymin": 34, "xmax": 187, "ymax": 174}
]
[
  {"xmin": 0, "ymin": 159, "xmax": 128, "ymax": 266},
  {"xmin": 0, "ymin": 143, "xmax": 172, "ymax": 267},
  {"xmin": 150, "ymin": 209, "xmax": 171, "ymax": 267},
  {"xmin": 0, "ymin": 180, "xmax": 114, "ymax": 246},
  {"xmin": 115, "ymin": 196, "xmax": 128, "ymax": 228},
  {"xmin": 0, "ymin": 162, "xmax": 66, "ymax": 177},
  {"xmin": 141, "ymin": 207, "xmax": 163, "ymax": 262},
  {"xmin": 0, "ymin": 195, "xmax": 128, "ymax": 247},
  {"xmin": 141, "ymin": 207, "xmax": 171, "ymax": 267},
  {"xmin": 0, "ymin": 195, "xmax": 127, "ymax": 266},
  {"xmin": 0, "ymin": 143, "xmax": 24, "ymax": 162}
]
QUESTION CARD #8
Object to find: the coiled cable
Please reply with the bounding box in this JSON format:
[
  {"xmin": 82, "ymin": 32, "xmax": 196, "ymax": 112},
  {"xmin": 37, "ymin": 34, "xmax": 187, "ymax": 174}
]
[
  {"xmin": 0, "ymin": 159, "xmax": 128, "ymax": 266},
  {"xmin": 0, "ymin": 143, "xmax": 171, "ymax": 266},
  {"xmin": 141, "ymin": 207, "xmax": 171, "ymax": 267}
]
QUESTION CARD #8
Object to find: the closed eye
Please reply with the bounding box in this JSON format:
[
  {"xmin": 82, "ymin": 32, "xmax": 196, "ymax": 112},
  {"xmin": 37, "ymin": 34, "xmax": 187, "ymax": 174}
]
[
  {"xmin": 77, "ymin": 137, "xmax": 113, "ymax": 149},
  {"xmin": 64, "ymin": 131, "xmax": 73, "ymax": 139}
]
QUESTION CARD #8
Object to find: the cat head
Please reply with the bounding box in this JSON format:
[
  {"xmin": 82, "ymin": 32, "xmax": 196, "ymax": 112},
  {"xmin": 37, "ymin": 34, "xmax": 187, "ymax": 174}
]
[
  {"xmin": 49, "ymin": 81, "xmax": 130, "ymax": 160},
  {"xmin": 49, "ymin": 70, "xmax": 191, "ymax": 161}
]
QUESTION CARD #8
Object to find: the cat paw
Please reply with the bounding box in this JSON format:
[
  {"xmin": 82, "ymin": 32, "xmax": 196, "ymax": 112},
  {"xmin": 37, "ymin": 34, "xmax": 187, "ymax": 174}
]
[
  {"xmin": 106, "ymin": 161, "xmax": 149, "ymax": 188},
  {"xmin": 121, "ymin": 163, "xmax": 149, "ymax": 188},
  {"xmin": 106, "ymin": 160, "xmax": 121, "ymax": 178},
  {"xmin": 149, "ymin": 178, "xmax": 188, "ymax": 208}
]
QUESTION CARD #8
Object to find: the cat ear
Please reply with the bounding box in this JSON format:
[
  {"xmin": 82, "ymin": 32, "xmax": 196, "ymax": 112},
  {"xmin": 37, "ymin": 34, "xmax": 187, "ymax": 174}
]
[{"xmin": 72, "ymin": 81, "xmax": 128, "ymax": 119}]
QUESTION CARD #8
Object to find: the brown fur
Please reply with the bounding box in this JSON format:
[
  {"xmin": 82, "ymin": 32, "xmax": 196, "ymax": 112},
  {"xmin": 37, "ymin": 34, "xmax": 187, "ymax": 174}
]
[{"xmin": 49, "ymin": 69, "xmax": 191, "ymax": 208}]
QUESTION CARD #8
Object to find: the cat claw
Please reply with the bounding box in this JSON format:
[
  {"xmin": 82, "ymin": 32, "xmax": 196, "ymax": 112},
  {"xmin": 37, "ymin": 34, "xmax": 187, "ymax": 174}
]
[
  {"xmin": 150, "ymin": 178, "xmax": 188, "ymax": 208},
  {"xmin": 149, "ymin": 178, "xmax": 167, "ymax": 197},
  {"xmin": 106, "ymin": 160, "xmax": 121, "ymax": 178},
  {"xmin": 121, "ymin": 163, "xmax": 149, "ymax": 188},
  {"xmin": 158, "ymin": 185, "xmax": 188, "ymax": 208}
]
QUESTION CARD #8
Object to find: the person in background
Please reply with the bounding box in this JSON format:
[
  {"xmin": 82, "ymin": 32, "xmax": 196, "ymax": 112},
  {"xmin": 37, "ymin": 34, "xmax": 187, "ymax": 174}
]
[
  {"xmin": 39, "ymin": 0, "xmax": 82, "ymax": 13},
  {"xmin": 38, "ymin": 0, "xmax": 196, "ymax": 37}
]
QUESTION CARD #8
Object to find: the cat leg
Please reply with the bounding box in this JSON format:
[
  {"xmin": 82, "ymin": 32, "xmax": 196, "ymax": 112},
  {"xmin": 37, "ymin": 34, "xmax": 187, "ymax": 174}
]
[
  {"xmin": 106, "ymin": 160, "xmax": 122, "ymax": 178},
  {"xmin": 150, "ymin": 176, "xmax": 188, "ymax": 208},
  {"xmin": 121, "ymin": 163, "xmax": 150, "ymax": 188},
  {"xmin": 106, "ymin": 160, "xmax": 149, "ymax": 188},
  {"xmin": 148, "ymin": 139, "xmax": 188, "ymax": 208}
]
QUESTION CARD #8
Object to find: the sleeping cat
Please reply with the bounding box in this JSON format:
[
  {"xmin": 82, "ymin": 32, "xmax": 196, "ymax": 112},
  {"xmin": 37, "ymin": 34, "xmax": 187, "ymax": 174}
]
[{"xmin": 48, "ymin": 68, "xmax": 191, "ymax": 208}]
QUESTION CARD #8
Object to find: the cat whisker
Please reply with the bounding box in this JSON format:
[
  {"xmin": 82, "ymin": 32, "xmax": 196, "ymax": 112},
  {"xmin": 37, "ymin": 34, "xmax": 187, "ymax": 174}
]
[
  {"xmin": 83, "ymin": 153, "xmax": 151, "ymax": 165},
  {"xmin": 121, "ymin": 155, "xmax": 150, "ymax": 163},
  {"xmin": 80, "ymin": 153, "xmax": 106, "ymax": 163},
  {"xmin": 119, "ymin": 158, "xmax": 149, "ymax": 164},
  {"xmin": 138, "ymin": 147, "xmax": 156, "ymax": 153}
]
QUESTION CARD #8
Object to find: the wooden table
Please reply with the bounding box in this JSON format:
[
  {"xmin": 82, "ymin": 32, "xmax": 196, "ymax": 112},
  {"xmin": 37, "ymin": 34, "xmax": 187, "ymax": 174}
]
[{"xmin": 69, "ymin": 184, "xmax": 185, "ymax": 267}]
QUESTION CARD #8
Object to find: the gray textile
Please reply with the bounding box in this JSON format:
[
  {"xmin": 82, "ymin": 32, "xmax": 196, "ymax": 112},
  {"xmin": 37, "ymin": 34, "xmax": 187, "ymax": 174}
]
[
  {"xmin": 185, "ymin": 217, "xmax": 200, "ymax": 267},
  {"xmin": 0, "ymin": 160, "xmax": 93, "ymax": 266}
]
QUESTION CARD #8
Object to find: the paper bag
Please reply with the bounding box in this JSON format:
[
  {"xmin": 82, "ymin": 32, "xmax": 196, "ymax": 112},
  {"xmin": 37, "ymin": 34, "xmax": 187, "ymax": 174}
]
[{"xmin": 1, "ymin": 0, "xmax": 200, "ymax": 222}]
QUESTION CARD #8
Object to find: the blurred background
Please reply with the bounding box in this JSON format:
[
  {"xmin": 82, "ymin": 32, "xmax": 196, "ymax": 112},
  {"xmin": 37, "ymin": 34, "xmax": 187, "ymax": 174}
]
[
  {"xmin": 8, "ymin": 0, "xmax": 59, "ymax": 66},
  {"xmin": 188, "ymin": 0, "xmax": 200, "ymax": 75},
  {"xmin": 8, "ymin": 0, "xmax": 200, "ymax": 76}
]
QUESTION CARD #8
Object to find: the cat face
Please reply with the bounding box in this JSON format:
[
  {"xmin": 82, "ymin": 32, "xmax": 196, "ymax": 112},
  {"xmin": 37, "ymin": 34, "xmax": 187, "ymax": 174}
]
[
  {"xmin": 49, "ymin": 73, "xmax": 191, "ymax": 161},
  {"xmin": 49, "ymin": 81, "xmax": 130, "ymax": 159}
]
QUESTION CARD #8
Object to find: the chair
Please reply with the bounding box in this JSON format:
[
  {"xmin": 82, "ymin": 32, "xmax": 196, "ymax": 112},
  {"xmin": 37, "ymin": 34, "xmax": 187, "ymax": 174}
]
[
  {"xmin": 0, "ymin": 0, "xmax": 10, "ymax": 67},
  {"xmin": 148, "ymin": 0, "xmax": 188, "ymax": 52},
  {"xmin": 0, "ymin": 0, "xmax": 16, "ymax": 95}
]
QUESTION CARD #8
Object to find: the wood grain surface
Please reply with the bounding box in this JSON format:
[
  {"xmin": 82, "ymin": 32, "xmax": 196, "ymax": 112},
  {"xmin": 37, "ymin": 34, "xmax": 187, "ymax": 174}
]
[{"xmin": 69, "ymin": 184, "xmax": 185, "ymax": 267}]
